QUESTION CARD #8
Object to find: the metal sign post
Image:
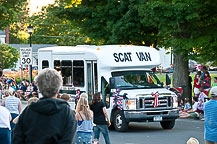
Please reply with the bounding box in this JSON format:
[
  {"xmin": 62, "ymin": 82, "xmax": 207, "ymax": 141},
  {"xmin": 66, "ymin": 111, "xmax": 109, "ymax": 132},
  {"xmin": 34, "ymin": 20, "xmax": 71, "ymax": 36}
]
[{"xmin": 20, "ymin": 47, "xmax": 32, "ymax": 83}]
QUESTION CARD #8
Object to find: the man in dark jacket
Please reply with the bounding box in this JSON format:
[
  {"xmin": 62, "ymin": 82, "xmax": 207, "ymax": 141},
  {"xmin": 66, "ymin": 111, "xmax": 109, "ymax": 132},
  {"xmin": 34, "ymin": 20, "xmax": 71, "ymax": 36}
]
[{"xmin": 12, "ymin": 68, "xmax": 77, "ymax": 144}]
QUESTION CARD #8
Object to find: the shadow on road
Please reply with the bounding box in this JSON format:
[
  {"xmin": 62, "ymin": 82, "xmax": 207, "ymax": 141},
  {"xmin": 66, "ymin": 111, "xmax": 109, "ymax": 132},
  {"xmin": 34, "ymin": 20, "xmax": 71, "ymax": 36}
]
[{"xmin": 111, "ymin": 122, "xmax": 167, "ymax": 133}]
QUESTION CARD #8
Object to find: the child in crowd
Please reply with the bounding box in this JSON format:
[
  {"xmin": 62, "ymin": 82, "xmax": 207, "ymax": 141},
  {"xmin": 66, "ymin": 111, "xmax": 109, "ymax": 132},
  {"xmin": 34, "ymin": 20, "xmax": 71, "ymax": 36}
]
[
  {"xmin": 197, "ymin": 88, "xmax": 206, "ymax": 119},
  {"xmin": 60, "ymin": 93, "xmax": 70, "ymax": 102},
  {"xmin": 194, "ymin": 74, "xmax": 201, "ymax": 97},
  {"xmin": 183, "ymin": 98, "xmax": 191, "ymax": 112},
  {"xmin": 13, "ymin": 96, "xmax": 39, "ymax": 124},
  {"xmin": 179, "ymin": 97, "xmax": 199, "ymax": 119},
  {"xmin": 212, "ymin": 77, "xmax": 217, "ymax": 87}
]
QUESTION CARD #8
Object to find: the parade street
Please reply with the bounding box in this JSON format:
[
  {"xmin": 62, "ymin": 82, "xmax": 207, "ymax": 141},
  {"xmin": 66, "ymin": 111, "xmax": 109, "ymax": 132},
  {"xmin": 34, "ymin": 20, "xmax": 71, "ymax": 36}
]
[
  {"xmin": 103, "ymin": 119, "xmax": 204, "ymax": 144},
  {"xmin": 17, "ymin": 101, "xmax": 204, "ymax": 144}
]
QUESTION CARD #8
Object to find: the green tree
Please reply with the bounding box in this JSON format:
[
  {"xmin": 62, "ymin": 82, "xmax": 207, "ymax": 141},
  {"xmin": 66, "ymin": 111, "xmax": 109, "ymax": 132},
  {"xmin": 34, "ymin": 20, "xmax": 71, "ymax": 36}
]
[
  {"xmin": 28, "ymin": 1, "xmax": 91, "ymax": 46},
  {"xmin": 57, "ymin": 0, "xmax": 158, "ymax": 46},
  {"xmin": 139, "ymin": 0, "xmax": 217, "ymax": 99},
  {"xmin": 0, "ymin": 0, "xmax": 27, "ymax": 30},
  {"xmin": 9, "ymin": 0, "xmax": 29, "ymax": 44},
  {"xmin": 0, "ymin": 43, "xmax": 19, "ymax": 69},
  {"xmin": 58, "ymin": 0, "xmax": 217, "ymax": 100}
]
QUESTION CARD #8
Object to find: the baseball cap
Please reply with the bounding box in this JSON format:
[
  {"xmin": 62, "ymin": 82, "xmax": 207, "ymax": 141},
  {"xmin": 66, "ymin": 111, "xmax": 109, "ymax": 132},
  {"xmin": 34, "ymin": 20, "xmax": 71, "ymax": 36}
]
[{"xmin": 210, "ymin": 86, "xmax": 217, "ymax": 97}]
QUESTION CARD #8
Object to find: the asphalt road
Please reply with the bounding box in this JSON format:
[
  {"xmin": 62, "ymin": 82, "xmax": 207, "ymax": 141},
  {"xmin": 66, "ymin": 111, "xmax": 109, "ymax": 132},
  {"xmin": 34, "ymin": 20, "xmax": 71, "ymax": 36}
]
[
  {"xmin": 8, "ymin": 101, "xmax": 204, "ymax": 144},
  {"xmin": 101, "ymin": 118, "xmax": 204, "ymax": 144}
]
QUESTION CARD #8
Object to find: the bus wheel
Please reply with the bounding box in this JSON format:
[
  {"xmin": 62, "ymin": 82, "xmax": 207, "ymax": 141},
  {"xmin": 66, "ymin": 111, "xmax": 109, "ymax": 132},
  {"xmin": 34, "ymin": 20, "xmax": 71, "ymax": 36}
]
[
  {"xmin": 160, "ymin": 120, "xmax": 175, "ymax": 129},
  {"xmin": 114, "ymin": 110, "xmax": 128, "ymax": 132}
]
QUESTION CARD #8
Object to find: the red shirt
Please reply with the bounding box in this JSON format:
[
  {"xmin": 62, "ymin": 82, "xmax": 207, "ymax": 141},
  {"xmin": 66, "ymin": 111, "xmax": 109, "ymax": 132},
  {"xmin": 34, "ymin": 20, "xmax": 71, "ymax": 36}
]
[{"xmin": 194, "ymin": 79, "xmax": 201, "ymax": 88}]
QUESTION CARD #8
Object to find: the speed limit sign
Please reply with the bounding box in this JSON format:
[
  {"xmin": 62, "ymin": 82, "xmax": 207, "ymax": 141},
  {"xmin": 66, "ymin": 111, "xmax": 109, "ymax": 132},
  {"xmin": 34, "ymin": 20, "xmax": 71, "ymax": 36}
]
[{"xmin": 20, "ymin": 47, "xmax": 32, "ymax": 65}]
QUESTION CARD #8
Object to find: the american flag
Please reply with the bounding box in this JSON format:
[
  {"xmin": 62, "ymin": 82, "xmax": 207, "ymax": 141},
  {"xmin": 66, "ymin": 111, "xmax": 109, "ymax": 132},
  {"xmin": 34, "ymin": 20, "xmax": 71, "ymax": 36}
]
[{"xmin": 153, "ymin": 92, "xmax": 159, "ymax": 108}]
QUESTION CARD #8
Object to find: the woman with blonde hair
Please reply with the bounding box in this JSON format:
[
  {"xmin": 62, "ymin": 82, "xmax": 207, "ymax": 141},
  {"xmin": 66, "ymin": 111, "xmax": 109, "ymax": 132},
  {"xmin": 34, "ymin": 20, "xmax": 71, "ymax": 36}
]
[{"xmin": 75, "ymin": 93, "xmax": 93, "ymax": 144}]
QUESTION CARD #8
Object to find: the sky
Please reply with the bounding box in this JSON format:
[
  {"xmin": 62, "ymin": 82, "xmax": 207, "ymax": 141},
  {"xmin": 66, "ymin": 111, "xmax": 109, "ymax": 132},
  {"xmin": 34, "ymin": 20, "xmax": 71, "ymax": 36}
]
[{"xmin": 29, "ymin": 0, "xmax": 55, "ymax": 15}]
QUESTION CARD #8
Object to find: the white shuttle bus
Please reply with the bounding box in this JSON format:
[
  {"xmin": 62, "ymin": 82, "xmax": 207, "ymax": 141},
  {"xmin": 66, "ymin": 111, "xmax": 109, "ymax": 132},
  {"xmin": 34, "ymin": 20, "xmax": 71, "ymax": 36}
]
[{"xmin": 38, "ymin": 45, "xmax": 179, "ymax": 132}]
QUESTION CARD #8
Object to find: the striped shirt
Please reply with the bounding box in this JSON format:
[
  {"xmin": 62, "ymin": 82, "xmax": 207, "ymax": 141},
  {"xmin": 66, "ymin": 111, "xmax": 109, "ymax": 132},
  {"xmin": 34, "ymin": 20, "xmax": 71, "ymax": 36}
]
[
  {"xmin": 204, "ymin": 99, "xmax": 217, "ymax": 142},
  {"xmin": 5, "ymin": 96, "xmax": 20, "ymax": 114}
]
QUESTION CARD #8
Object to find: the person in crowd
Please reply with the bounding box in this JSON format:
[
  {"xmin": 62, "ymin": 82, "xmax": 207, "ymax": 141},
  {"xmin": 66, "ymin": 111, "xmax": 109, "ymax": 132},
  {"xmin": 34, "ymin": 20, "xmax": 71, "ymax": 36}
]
[
  {"xmin": 204, "ymin": 86, "xmax": 217, "ymax": 144},
  {"xmin": 183, "ymin": 98, "xmax": 191, "ymax": 112},
  {"xmin": 24, "ymin": 82, "xmax": 31, "ymax": 100},
  {"xmin": 32, "ymin": 92, "xmax": 39, "ymax": 98},
  {"xmin": 90, "ymin": 92, "xmax": 111, "ymax": 144},
  {"xmin": 179, "ymin": 97, "xmax": 199, "ymax": 119},
  {"xmin": 0, "ymin": 105, "xmax": 12, "ymax": 144},
  {"xmin": 60, "ymin": 93, "xmax": 74, "ymax": 110},
  {"xmin": 201, "ymin": 66, "xmax": 207, "ymax": 81},
  {"xmin": 13, "ymin": 97, "xmax": 39, "ymax": 124},
  {"xmin": 197, "ymin": 88, "xmax": 206, "ymax": 119},
  {"xmin": 212, "ymin": 77, "xmax": 217, "ymax": 87},
  {"xmin": 194, "ymin": 73, "xmax": 201, "ymax": 97},
  {"xmin": 16, "ymin": 82, "xmax": 27, "ymax": 99},
  {"xmin": 2, "ymin": 90, "xmax": 9, "ymax": 99},
  {"xmin": 60, "ymin": 93, "xmax": 70, "ymax": 102},
  {"xmin": 203, "ymin": 71, "xmax": 211, "ymax": 96},
  {"xmin": 0, "ymin": 82, "xmax": 2, "ymax": 99},
  {"xmin": 75, "ymin": 93, "xmax": 93, "ymax": 144},
  {"xmin": 31, "ymin": 82, "xmax": 38, "ymax": 93},
  {"xmin": 1, "ymin": 88, "xmax": 22, "ymax": 131},
  {"xmin": 12, "ymin": 68, "xmax": 77, "ymax": 143}
]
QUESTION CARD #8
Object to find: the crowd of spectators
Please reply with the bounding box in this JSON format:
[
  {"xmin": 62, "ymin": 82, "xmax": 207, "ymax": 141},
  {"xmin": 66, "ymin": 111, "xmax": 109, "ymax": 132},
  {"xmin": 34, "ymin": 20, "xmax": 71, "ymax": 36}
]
[
  {"xmin": 179, "ymin": 66, "xmax": 212, "ymax": 120},
  {"xmin": 0, "ymin": 75, "xmax": 38, "ymax": 101}
]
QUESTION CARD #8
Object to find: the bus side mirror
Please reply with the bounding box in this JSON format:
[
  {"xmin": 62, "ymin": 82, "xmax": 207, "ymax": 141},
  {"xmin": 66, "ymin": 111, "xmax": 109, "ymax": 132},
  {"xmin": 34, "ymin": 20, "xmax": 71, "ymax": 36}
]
[{"xmin": 109, "ymin": 77, "xmax": 116, "ymax": 89}]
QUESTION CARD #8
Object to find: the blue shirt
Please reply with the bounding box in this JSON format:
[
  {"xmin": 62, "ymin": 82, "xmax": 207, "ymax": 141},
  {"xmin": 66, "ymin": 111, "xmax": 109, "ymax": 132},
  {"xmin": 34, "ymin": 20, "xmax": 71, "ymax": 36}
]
[{"xmin": 204, "ymin": 99, "xmax": 217, "ymax": 142}]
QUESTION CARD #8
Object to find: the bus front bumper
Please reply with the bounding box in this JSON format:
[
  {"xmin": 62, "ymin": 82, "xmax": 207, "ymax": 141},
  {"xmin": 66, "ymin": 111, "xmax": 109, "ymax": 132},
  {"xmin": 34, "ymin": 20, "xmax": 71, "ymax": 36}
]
[{"xmin": 124, "ymin": 109, "xmax": 179, "ymax": 122}]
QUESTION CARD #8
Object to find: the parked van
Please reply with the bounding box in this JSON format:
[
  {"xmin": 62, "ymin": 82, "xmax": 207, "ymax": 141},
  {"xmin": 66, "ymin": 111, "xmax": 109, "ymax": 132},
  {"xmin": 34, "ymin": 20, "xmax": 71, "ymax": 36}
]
[{"xmin": 38, "ymin": 45, "xmax": 179, "ymax": 131}]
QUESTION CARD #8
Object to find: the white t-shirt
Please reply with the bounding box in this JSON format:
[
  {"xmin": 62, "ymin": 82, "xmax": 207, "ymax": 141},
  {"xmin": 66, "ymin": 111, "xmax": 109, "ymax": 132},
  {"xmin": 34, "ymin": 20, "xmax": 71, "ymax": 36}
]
[
  {"xmin": 0, "ymin": 106, "xmax": 11, "ymax": 130},
  {"xmin": 192, "ymin": 102, "xmax": 199, "ymax": 111}
]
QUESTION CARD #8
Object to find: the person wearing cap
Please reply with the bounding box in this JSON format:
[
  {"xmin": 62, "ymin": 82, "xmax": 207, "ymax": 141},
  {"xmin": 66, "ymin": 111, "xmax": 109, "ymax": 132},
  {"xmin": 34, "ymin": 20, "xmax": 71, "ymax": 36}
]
[
  {"xmin": 12, "ymin": 68, "xmax": 77, "ymax": 144},
  {"xmin": 204, "ymin": 86, "xmax": 217, "ymax": 144}
]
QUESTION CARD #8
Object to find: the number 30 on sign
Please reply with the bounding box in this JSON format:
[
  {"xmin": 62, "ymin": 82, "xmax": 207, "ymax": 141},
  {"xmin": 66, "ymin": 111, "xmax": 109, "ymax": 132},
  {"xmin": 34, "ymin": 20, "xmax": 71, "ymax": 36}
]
[{"xmin": 20, "ymin": 47, "xmax": 32, "ymax": 65}]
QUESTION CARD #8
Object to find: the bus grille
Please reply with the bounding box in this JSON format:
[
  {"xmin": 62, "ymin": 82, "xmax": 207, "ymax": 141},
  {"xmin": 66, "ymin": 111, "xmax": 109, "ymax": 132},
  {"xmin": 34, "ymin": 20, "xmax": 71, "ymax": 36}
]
[{"xmin": 138, "ymin": 96, "xmax": 172, "ymax": 109}]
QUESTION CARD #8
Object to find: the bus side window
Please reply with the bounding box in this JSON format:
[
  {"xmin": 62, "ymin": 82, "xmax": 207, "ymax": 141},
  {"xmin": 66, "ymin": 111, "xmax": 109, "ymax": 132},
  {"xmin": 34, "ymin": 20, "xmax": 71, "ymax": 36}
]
[
  {"xmin": 61, "ymin": 60, "xmax": 72, "ymax": 86},
  {"xmin": 42, "ymin": 60, "xmax": 49, "ymax": 69},
  {"xmin": 73, "ymin": 60, "xmax": 84, "ymax": 87},
  {"xmin": 101, "ymin": 77, "xmax": 110, "ymax": 108},
  {"xmin": 54, "ymin": 60, "xmax": 61, "ymax": 75}
]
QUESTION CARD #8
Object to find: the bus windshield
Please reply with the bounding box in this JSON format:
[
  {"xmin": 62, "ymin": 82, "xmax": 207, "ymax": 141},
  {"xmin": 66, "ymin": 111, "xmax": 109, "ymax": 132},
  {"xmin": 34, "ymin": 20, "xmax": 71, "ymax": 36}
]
[{"xmin": 112, "ymin": 71, "xmax": 163, "ymax": 89}]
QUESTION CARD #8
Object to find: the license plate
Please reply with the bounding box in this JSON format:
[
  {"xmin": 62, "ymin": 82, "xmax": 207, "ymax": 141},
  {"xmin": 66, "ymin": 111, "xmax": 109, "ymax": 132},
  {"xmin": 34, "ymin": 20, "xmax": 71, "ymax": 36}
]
[{"xmin": 153, "ymin": 116, "xmax": 162, "ymax": 121}]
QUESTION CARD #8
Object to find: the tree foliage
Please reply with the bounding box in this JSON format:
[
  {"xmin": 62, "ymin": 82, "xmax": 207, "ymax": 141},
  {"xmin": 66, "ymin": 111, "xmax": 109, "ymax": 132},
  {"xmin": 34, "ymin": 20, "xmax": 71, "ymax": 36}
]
[
  {"xmin": 57, "ymin": 0, "xmax": 158, "ymax": 46},
  {"xmin": 0, "ymin": 0, "xmax": 27, "ymax": 30},
  {"xmin": 0, "ymin": 43, "xmax": 19, "ymax": 69},
  {"xmin": 28, "ymin": 1, "xmax": 91, "ymax": 46},
  {"xmin": 58, "ymin": 0, "xmax": 217, "ymax": 62},
  {"xmin": 9, "ymin": 0, "xmax": 29, "ymax": 44},
  {"xmin": 57, "ymin": 0, "xmax": 217, "ymax": 98},
  {"xmin": 139, "ymin": 0, "xmax": 217, "ymax": 62}
]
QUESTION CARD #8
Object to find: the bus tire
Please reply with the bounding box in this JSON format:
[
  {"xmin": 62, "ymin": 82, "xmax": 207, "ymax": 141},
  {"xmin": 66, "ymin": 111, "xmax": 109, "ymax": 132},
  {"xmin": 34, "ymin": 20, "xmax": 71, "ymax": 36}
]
[
  {"xmin": 113, "ymin": 110, "xmax": 128, "ymax": 132},
  {"xmin": 160, "ymin": 120, "xmax": 175, "ymax": 129}
]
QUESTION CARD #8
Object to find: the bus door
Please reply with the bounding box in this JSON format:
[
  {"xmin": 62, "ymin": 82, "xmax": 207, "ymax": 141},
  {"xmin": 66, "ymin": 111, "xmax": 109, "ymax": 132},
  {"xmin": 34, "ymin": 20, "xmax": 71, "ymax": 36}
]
[{"xmin": 86, "ymin": 60, "xmax": 98, "ymax": 102}]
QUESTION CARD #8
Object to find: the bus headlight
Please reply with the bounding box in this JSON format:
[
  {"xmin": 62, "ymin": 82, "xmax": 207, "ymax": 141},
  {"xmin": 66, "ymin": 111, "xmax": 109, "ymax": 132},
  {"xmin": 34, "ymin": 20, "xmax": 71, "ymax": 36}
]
[
  {"xmin": 173, "ymin": 95, "xmax": 178, "ymax": 108},
  {"xmin": 126, "ymin": 99, "xmax": 137, "ymax": 110}
]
